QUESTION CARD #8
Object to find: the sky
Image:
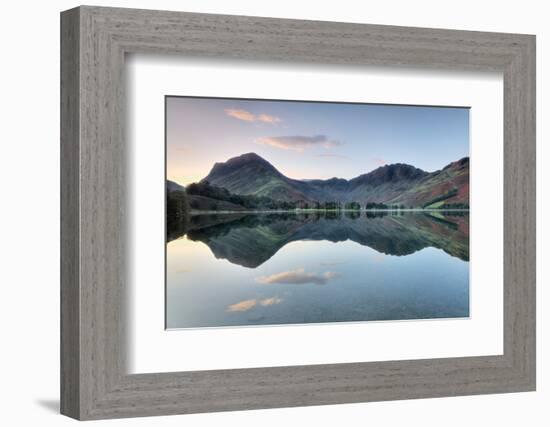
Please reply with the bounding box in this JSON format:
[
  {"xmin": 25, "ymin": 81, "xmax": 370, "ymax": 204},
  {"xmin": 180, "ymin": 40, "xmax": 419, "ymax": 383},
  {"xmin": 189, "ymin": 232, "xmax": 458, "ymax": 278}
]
[{"xmin": 166, "ymin": 96, "xmax": 469, "ymax": 186}]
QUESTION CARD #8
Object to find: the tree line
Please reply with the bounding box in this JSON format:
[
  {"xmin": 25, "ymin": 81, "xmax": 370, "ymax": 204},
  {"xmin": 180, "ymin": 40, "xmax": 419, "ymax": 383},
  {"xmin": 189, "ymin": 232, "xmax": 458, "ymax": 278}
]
[{"xmin": 167, "ymin": 180, "xmax": 468, "ymax": 225}]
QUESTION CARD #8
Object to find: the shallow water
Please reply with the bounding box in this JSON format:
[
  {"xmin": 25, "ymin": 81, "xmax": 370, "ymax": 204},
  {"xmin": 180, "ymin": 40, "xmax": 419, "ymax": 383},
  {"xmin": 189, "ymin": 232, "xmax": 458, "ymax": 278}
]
[{"xmin": 166, "ymin": 211, "xmax": 469, "ymax": 328}]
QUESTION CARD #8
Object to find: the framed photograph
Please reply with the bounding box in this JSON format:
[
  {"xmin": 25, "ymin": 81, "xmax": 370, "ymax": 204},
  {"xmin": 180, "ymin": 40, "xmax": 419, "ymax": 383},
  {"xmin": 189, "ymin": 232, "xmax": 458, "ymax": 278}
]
[
  {"xmin": 61, "ymin": 6, "xmax": 536, "ymax": 420},
  {"xmin": 165, "ymin": 96, "xmax": 471, "ymax": 329}
]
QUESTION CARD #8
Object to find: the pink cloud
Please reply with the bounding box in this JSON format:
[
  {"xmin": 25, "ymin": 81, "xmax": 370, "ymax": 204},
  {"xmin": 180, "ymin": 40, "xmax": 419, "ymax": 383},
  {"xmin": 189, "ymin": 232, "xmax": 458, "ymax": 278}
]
[
  {"xmin": 256, "ymin": 135, "xmax": 341, "ymax": 152},
  {"xmin": 257, "ymin": 114, "xmax": 281, "ymax": 124},
  {"xmin": 225, "ymin": 109, "xmax": 256, "ymax": 122},
  {"xmin": 225, "ymin": 109, "xmax": 282, "ymax": 124}
]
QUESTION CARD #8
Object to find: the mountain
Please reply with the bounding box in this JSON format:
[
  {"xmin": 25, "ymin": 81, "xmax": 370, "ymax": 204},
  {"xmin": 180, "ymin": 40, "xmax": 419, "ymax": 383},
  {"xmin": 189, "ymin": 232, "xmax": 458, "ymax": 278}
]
[
  {"xmin": 387, "ymin": 157, "xmax": 469, "ymax": 207},
  {"xmin": 204, "ymin": 153, "xmax": 314, "ymax": 202},
  {"xmin": 202, "ymin": 153, "xmax": 469, "ymax": 208},
  {"xmin": 343, "ymin": 164, "xmax": 429, "ymax": 205},
  {"xmin": 167, "ymin": 180, "xmax": 185, "ymax": 193}
]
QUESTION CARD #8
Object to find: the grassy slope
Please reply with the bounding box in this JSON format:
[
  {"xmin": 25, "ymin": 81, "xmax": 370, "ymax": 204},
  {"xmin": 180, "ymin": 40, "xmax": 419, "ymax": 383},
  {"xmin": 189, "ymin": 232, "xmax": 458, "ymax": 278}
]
[{"xmin": 387, "ymin": 159, "xmax": 469, "ymax": 207}]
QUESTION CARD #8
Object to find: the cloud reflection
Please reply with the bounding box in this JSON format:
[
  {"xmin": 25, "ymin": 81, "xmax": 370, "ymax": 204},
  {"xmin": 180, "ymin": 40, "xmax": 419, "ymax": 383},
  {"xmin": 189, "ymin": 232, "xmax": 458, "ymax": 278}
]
[
  {"xmin": 256, "ymin": 268, "xmax": 340, "ymax": 285},
  {"xmin": 226, "ymin": 299, "xmax": 257, "ymax": 312},
  {"xmin": 226, "ymin": 296, "xmax": 283, "ymax": 312},
  {"xmin": 259, "ymin": 296, "xmax": 283, "ymax": 306}
]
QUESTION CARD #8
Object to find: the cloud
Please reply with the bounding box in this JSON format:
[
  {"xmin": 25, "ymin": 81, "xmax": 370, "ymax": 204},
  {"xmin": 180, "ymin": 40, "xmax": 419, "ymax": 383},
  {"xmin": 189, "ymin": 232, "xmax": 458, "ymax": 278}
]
[
  {"xmin": 225, "ymin": 109, "xmax": 281, "ymax": 124},
  {"xmin": 256, "ymin": 135, "xmax": 341, "ymax": 152},
  {"xmin": 256, "ymin": 268, "xmax": 340, "ymax": 285},
  {"xmin": 258, "ymin": 114, "xmax": 282, "ymax": 124},
  {"xmin": 226, "ymin": 296, "xmax": 283, "ymax": 312}
]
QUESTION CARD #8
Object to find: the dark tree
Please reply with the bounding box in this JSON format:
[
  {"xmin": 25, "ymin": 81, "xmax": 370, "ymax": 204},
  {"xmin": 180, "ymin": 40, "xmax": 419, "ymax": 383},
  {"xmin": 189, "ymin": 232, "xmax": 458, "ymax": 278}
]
[
  {"xmin": 345, "ymin": 201, "xmax": 361, "ymax": 210},
  {"xmin": 166, "ymin": 190, "xmax": 190, "ymax": 238}
]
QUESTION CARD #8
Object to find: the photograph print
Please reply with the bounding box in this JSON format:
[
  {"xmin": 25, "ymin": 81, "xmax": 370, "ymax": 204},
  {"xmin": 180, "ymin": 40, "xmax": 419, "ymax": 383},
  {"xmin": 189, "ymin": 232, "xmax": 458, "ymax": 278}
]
[{"xmin": 166, "ymin": 96, "xmax": 470, "ymax": 329}]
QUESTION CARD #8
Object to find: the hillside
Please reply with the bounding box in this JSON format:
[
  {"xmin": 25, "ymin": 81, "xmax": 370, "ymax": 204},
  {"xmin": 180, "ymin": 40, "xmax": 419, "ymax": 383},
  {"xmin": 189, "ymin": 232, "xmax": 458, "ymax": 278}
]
[
  {"xmin": 201, "ymin": 153, "xmax": 469, "ymax": 208},
  {"xmin": 204, "ymin": 153, "xmax": 315, "ymax": 202},
  {"xmin": 167, "ymin": 180, "xmax": 185, "ymax": 193},
  {"xmin": 386, "ymin": 157, "xmax": 469, "ymax": 207}
]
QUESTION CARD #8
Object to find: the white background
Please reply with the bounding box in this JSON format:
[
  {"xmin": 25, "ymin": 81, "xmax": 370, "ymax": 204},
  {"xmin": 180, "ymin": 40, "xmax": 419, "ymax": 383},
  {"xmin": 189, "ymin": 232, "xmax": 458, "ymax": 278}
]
[
  {"xmin": 128, "ymin": 57, "xmax": 503, "ymax": 373},
  {"xmin": 0, "ymin": 1, "xmax": 547, "ymax": 426}
]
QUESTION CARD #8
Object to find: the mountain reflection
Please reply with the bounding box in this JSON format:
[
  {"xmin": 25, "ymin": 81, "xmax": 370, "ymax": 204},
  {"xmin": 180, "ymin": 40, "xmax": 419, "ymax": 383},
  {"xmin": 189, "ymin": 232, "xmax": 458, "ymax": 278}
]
[{"xmin": 168, "ymin": 211, "xmax": 469, "ymax": 268}]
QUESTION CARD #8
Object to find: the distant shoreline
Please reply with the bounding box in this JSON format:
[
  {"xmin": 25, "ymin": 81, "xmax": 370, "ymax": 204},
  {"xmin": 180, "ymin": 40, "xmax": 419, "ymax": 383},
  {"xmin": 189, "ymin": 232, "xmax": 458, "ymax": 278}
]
[{"xmin": 188, "ymin": 208, "xmax": 470, "ymax": 215}]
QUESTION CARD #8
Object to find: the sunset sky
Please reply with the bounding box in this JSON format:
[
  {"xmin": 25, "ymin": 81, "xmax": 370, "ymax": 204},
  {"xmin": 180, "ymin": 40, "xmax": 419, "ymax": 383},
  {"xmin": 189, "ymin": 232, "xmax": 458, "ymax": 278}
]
[{"xmin": 166, "ymin": 96, "xmax": 469, "ymax": 186}]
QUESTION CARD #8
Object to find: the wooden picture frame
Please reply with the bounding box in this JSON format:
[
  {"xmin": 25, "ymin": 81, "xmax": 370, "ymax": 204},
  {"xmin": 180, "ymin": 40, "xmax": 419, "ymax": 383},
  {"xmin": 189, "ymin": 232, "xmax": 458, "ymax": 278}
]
[{"xmin": 60, "ymin": 5, "xmax": 536, "ymax": 420}]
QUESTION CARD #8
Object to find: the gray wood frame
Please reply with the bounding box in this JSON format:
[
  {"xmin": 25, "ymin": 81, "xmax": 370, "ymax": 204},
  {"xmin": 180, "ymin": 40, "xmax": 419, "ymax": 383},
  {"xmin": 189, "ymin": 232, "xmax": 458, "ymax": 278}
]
[{"xmin": 60, "ymin": 5, "xmax": 536, "ymax": 420}]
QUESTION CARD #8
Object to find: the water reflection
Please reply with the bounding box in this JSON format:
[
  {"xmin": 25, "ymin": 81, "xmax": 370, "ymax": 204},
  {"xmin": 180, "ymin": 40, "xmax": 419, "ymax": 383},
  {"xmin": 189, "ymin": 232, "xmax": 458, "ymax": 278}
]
[
  {"xmin": 166, "ymin": 211, "xmax": 469, "ymax": 328},
  {"xmin": 169, "ymin": 211, "xmax": 469, "ymax": 267}
]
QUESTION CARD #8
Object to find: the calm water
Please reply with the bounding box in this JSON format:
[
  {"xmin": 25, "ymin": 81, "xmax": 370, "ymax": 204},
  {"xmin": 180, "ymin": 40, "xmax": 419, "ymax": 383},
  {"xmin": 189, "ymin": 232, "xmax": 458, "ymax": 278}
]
[{"xmin": 166, "ymin": 211, "xmax": 469, "ymax": 329}]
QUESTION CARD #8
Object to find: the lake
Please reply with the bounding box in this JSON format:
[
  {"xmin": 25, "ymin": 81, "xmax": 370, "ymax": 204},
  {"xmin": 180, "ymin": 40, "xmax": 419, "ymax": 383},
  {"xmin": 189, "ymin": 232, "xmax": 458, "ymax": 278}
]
[{"xmin": 166, "ymin": 211, "xmax": 469, "ymax": 329}]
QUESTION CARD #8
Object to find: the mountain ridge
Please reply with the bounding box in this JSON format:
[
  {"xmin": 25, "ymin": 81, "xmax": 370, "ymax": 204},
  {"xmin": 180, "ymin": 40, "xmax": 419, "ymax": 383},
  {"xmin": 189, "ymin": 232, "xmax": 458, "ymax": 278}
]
[{"xmin": 201, "ymin": 152, "xmax": 469, "ymax": 208}]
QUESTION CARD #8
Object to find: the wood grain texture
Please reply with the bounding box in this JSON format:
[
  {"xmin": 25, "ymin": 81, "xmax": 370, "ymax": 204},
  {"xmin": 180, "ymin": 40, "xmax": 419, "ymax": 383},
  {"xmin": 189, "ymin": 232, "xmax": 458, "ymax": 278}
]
[
  {"xmin": 60, "ymin": 7, "xmax": 80, "ymax": 419},
  {"xmin": 60, "ymin": 5, "xmax": 536, "ymax": 420}
]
